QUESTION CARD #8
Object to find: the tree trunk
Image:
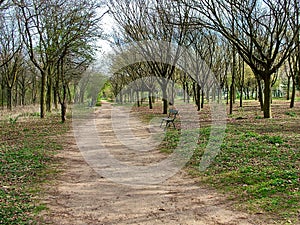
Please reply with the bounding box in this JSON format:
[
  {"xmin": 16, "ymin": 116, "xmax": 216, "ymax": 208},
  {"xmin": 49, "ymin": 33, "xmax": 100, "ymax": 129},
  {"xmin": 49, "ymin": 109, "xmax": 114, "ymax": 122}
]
[
  {"xmin": 59, "ymin": 84, "xmax": 68, "ymax": 123},
  {"xmin": 162, "ymin": 82, "xmax": 168, "ymax": 114},
  {"xmin": 1, "ymin": 79, "xmax": 4, "ymax": 109},
  {"xmin": 162, "ymin": 87, "xmax": 168, "ymax": 114},
  {"xmin": 67, "ymin": 85, "xmax": 72, "ymax": 104},
  {"xmin": 196, "ymin": 84, "xmax": 201, "ymax": 111},
  {"xmin": 187, "ymin": 83, "xmax": 190, "ymax": 103},
  {"xmin": 201, "ymin": 89, "xmax": 204, "ymax": 109},
  {"xmin": 239, "ymin": 87, "xmax": 243, "ymax": 107},
  {"xmin": 287, "ymin": 76, "xmax": 290, "ymax": 100},
  {"xmin": 290, "ymin": 77, "xmax": 296, "ymax": 108},
  {"xmin": 206, "ymin": 88, "xmax": 210, "ymax": 103},
  {"xmin": 148, "ymin": 91, "xmax": 153, "ymax": 109},
  {"xmin": 230, "ymin": 47, "xmax": 236, "ymax": 115},
  {"xmin": 239, "ymin": 59, "xmax": 244, "ymax": 107},
  {"xmin": 61, "ymin": 102, "xmax": 67, "ymax": 123},
  {"xmin": 212, "ymin": 86, "xmax": 216, "ymax": 102},
  {"xmin": 257, "ymin": 78, "xmax": 264, "ymax": 110},
  {"xmin": 226, "ymin": 85, "xmax": 229, "ymax": 104},
  {"xmin": 80, "ymin": 89, "xmax": 84, "ymax": 104},
  {"xmin": 183, "ymin": 82, "xmax": 186, "ymax": 102},
  {"xmin": 152, "ymin": 91, "xmax": 155, "ymax": 104},
  {"xmin": 53, "ymin": 87, "xmax": 58, "ymax": 109},
  {"xmin": 21, "ymin": 84, "xmax": 26, "ymax": 106},
  {"xmin": 7, "ymin": 86, "xmax": 12, "ymax": 111},
  {"xmin": 136, "ymin": 91, "xmax": 140, "ymax": 107},
  {"xmin": 40, "ymin": 72, "xmax": 47, "ymax": 118},
  {"xmin": 263, "ymin": 76, "xmax": 272, "ymax": 118},
  {"xmin": 192, "ymin": 83, "xmax": 199, "ymax": 110},
  {"xmin": 31, "ymin": 76, "xmax": 37, "ymax": 105},
  {"xmin": 46, "ymin": 76, "xmax": 52, "ymax": 112},
  {"xmin": 14, "ymin": 84, "xmax": 18, "ymax": 107},
  {"xmin": 229, "ymin": 82, "xmax": 234, "ymax": 115}
]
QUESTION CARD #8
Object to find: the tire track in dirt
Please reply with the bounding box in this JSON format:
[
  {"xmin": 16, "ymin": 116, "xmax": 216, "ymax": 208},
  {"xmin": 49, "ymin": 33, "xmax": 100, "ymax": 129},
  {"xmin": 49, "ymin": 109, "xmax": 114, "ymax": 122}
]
[{"xmin": 39, "ymin": 102, "xmax": 268, "ymax": 225}]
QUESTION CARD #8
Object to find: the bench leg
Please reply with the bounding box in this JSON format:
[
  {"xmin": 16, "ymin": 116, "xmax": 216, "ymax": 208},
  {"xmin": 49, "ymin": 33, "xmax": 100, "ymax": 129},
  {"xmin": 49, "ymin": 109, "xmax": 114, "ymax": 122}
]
[
  {"xmin": 164, "ymin": 121, "xmax": 169, "ymax": 130},
  {"xmin": 160, "ymin": 120, "xmax": 164, "ymax": 128},
  {"xmin": 161, "ymin": 120, "xmax": 176, "ymax": 130}
]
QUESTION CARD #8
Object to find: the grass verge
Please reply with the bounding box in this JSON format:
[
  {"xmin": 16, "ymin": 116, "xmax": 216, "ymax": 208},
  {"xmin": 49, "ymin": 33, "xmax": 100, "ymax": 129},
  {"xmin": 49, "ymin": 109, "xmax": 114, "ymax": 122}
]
[
  {"xmin": 154, "ymin": 100, "xmax": 300, "ymax": 224},
  {"xmin": 0, "ymin": 113, "xmax": 70, "ymax": 224},
  {"xmin": 188, "ymin": 123, "xmax": 299, "ymax": 224}
]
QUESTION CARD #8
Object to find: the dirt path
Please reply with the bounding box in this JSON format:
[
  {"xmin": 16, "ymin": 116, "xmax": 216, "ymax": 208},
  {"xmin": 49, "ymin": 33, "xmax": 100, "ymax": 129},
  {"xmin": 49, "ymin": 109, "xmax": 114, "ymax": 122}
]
[{"xmin": 40, "ymin": 102, "xmax": 267, "ymax": 225}]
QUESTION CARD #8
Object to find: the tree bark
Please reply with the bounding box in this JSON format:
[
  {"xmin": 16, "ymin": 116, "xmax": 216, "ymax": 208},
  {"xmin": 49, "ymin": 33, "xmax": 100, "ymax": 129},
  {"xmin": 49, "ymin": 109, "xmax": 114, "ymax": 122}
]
[
  {"xmin": 46, "ymin": 70, "xmax": 53, "ymax": 112},
  {"xmin": 136, "ymin": 91, "xmax": 140, "ymax": 107},
  {"xmin": 14, "ymin": 83, "xmax": 18, "ymax": 107},
  {"xmin": 193, "ymin": 83, "xmax": 199, "ymax": 110},
  {"xmin": 183, "ymin": 82, "xmax": 186, "ymax": 102},
  {"xmin": 226, "ymin": 85, "xmax": 229, "ymax": 104},
  {"xmin": 263, "ymin": 76, "xmax": 272, "ymax": 118},
  {"xmin": 239, "ymin": 87, "xmax": 243, "ymax": 108},
  {"xmin": 40, "ymin": 72, "xmax": 47, "ymax": 118},
  {"xmin": 162, "ymin": 86, "xmax": 168, "ymax": 114},
  {"xmin": 61, "ymin": 102, "xmax": 67, "ymax": 123},
  {"xmin": 148, "ymin": 91, "xmax": 153, "ymax": 109},
  {"xmin": 239, "ymin": 58, "xmax": 244, "ymax": 107},
  {"xmin": 201, "ymin": 89, "xmax": 204, "ymax": 109},
  {"xmin": 287, "ymin": 76, "xmax": 290, "ymax": 100},
  {"xmin": 7, "ymin": 86, "xmax": 12, "ymax": 111},
  {"xmin": 230, "ymin": 46, "xmax": 236, "ymax": 115},
  {"xmin": 53, "ymin": 87, "xmax": 58, "ymax": 110},
  {"xmin": 193, "ymin": 82, "xmax": 201, "ymax": 111},
  {"xmin": 1, "ymin": 79, "xmax": 4, "ymax": 109},
  {"xmin": 290, "ymin": 77, "xmax": 296, "ymax": 108},
  {"xmin": 229, "ymin": 82, "xmax": 234, "ymax": 115},
  {"xmin": 186, "ymin": 82, "xmax": 190, "ymax": 103},
  {"xmin": 197, "ymin": 84, "xmax": 201, "ymax": 111},
  {"xmin": 257, "ymin": 78, "xmax": 264, "ymax": 110},
  {"xmin": 20, "ymin": 82, "xmax": 26, "ymax": 106}
]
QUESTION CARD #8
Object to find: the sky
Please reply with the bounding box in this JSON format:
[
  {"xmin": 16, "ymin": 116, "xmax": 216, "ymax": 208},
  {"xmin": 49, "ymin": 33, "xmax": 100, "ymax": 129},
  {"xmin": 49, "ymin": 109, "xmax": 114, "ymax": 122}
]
[{"xmin": 97, "ymin": 7, "xmax": 115, "ymax": 55}]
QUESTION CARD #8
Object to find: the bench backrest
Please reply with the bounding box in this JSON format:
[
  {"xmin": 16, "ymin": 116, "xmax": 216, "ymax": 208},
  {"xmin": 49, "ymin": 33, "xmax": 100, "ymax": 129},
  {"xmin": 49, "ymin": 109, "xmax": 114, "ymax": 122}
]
[{"xmin": 168, "ymin": 109, "xmax": 178, "ymax": 119}]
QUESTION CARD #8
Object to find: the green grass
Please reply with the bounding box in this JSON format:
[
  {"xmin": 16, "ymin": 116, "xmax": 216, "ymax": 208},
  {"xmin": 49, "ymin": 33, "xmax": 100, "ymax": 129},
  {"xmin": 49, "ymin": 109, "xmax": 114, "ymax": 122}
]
[
  {"xmin": 153, "ymin": 100, "xmax": 300, "ymax": 224},
  {"xmin": 160, "ymin": 129, "xmax": 180, "ymax": 154},
  {"xmin": 189, "ymin": 122, "xmax": 300, "ymax": 224},
  {"xmin": 285, "ymin": 111, "xmax": 297, "ymax": 117},
  {"xmin": 0, "ymin": 113, "xmax": 70, "ymax": 224}
]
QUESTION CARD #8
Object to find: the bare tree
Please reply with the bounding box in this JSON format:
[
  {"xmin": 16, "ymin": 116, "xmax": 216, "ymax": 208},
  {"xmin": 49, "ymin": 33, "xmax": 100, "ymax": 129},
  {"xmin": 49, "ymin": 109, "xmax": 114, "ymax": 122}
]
[
  {"xmin": 0, "ymin": 4, "xmax": 22, "ymax": 69},
  {"xmin": 181, "ymin": 29, "xmax": 219, "ymax": 110},
  {"xmin": 108, "ymin": 0, "xmax": 192, "ymax": 114},
  {"xmin": 0, "ymin": 7, "xmax": 23, "ymax": 110},
  {"xmin": 50, "ymin": 0, "xmax": 102, "ymax": 122},
  {"xmin": 14, "ymin": 0, "xmax": 102, "ymax": 121},
  {"xmin": 17, "ymin": 60, "xmax": 32, "ymax": 106},
  {"xmin": 181, "ymin": 0, "xmax": 299, "ymax": 118},
  {"xmin": 288, "ymin": 0, "xmax": 300, "ymax": 108},
  {"xmin": 15, "ymin": 0, "xmax": 56, "ymax": 118}
]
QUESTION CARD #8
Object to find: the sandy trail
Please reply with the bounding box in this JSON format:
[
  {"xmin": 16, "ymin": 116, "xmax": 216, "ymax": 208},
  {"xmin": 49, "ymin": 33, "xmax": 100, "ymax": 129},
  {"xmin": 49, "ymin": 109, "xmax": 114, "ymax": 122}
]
[{"xmin": 40, "ymin": 102, "xmax": 266, "ymax": 225}]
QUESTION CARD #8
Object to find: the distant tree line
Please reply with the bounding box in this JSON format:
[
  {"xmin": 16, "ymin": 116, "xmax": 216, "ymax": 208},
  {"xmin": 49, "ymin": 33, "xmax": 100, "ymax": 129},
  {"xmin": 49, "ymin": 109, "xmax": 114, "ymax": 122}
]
[
  {"xmin": 0, "ymin": 0, "xmax": 103, "ymax": 122},
  {"xmin": 107, "ymin": 0, "xmax": 300, "ymax": 118},
  {"xmin": 1, "ymin": 0, "xmax": 299, "ymax": 119}
]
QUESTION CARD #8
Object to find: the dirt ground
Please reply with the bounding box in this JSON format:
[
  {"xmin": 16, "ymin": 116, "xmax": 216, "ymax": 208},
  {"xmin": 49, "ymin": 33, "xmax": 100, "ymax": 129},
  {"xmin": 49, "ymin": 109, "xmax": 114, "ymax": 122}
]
[{"xmin": 39, "ymin": 102, "xmax": 269, "ymax": 225}]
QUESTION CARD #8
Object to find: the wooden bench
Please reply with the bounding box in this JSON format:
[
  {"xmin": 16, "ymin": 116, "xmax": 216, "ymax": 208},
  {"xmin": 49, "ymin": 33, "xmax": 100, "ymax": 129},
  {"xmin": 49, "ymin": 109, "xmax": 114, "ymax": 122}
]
[{"xmin": 160, "ymin": 109, "xmax": 178, "ymax": 129}]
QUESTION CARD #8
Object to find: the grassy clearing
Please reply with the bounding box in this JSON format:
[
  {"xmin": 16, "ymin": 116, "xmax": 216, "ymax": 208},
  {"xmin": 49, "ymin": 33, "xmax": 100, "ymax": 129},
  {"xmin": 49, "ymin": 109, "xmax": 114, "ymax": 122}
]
[
  {"xmin": 138, "ymin": 100, "xmax": 300, "ymax": 224},
  {"xmin": 194, "ymin": 101, "xmax": 300, "ymax": 224},
  {"xmin": 190, "ymin": 124, "xmax": 299, "ymax": 223},
  {"xmin": 0, "ymin": 112, "xmax": 70, "ymax": 224}
]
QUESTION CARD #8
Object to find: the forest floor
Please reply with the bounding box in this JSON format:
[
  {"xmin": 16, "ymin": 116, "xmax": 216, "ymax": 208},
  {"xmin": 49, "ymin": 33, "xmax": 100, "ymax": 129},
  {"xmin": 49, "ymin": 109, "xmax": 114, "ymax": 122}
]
[{"xmin": 37, "ymin": 101, "xmax": 275, "ymax": 225}]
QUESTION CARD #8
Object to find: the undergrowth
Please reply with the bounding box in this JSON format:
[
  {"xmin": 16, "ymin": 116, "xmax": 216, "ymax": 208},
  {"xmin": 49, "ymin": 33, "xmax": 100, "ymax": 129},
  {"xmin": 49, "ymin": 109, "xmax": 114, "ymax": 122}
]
[
  {"xmin": 156, "ymin": 101, "xmax": 300, "ymax": 224},
  {"xmin": 0, "ymin": 113, "xmax": 70, "ymax": 224}
]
